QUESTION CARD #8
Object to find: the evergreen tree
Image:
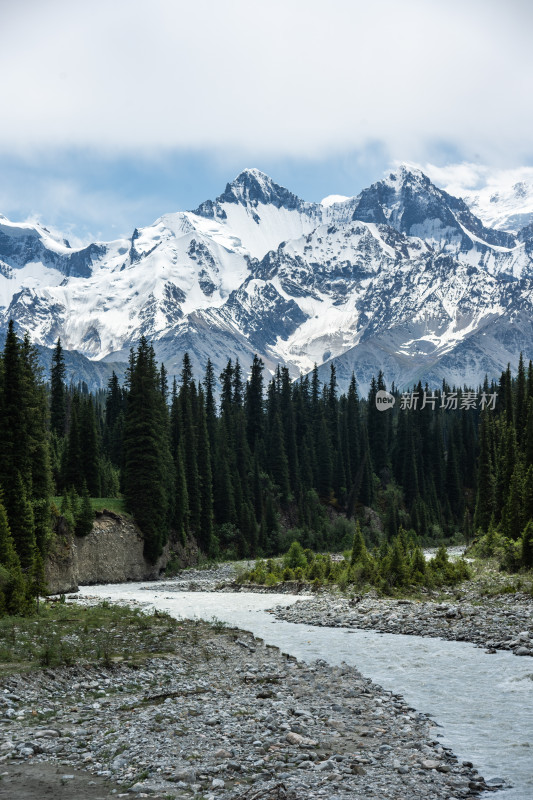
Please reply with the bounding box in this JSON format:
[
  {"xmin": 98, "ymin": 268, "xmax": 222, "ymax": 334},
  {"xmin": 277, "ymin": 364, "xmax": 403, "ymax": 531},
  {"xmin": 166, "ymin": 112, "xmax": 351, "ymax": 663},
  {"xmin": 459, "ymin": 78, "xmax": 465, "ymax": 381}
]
[
  {"xmin": 474, "ymin": 412, "xmax": 495, "ymax": 531},
  {"xmin": 245, "ymin": 355, "xmax": 264, "ymax": 453},
  {"xmin": 501, "ymin": 462, "xmax": 525, "ymax": 540},
  {"xmin": 179, "ymin": 360, "xmax": 201, "ymax": 534},
  {"xmin": 76, "ymin": 484, "xmax": 95, "ymax": 537},
  {"xmin": 50, "ymin": 337, "xmax": 66, "ymax": 436},
  {"xmin": 196, "ymin": 388, "xmax": 214, "ymax": 554},
  {"xmin": 515, "ymin": 353, "xmax": 527, "ymax": 446},
  {"xmin": 212, "ymin": 424, "xmax": 236, "ymax": 526},
  {"xmin": 80, "ymin": 397, "xmax": 101, "ymax": 496},
  {"xmin": 521, "ymin": 520, "xmax": 533, "ymax": 568},
  {"xmin": 203, "ymin": 359, "xmax": 217, "ymax": 453},
  {"xmin": 350, "ymin": 521, "xmax": 367, "ymax": 565},
  {"xmin": 123, "ymin": 339, "xmax": 174, "ymax": 563},
  {"xmin": 268, "ymin": 413, "xmax": 290, "ymax": 502},
  {"xmin": 173, "ymin": 440, "xmax": 189, "ymax": 543},
  {"xmin": 61, "ymin": 395, "xmax": 84, "ymax": 491},
  {"xmin": 8, "ymin": 471, "xmax": 36, "ymax": 571},
  {"xmin": 316, "ymin": 416, "xmax": 333, "ymax": 499},
  {"xmin": 0, "ymin": 499, "xmax": 26, "ymax": 615}
]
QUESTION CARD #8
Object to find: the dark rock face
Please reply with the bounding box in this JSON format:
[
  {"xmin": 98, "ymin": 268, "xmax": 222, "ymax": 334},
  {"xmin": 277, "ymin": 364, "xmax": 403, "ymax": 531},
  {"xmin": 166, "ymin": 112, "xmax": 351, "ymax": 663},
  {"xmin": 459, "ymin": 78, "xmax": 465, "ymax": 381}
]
[
  {"xmin": 223, "ymin": 281, "xmax": 308, "ymax": 349},
  {"xmin": 195, "ymin": 168, "xmax": 308, "ymax": 214},
  {"xmin": 0, "ymin": 226, "xmax": 104, "ymax": 278},
  {"xmin": 352, "ymin": 168, "xmax": 516, "ymax": 251}
]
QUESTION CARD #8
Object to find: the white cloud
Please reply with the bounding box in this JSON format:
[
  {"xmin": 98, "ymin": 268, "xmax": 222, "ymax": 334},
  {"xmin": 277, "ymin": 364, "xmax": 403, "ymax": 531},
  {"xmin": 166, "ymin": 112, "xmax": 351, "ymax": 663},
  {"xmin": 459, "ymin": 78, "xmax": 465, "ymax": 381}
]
[
  {"xmin": 417, "ymin": 161, "xmax": 533, "ymax": 231},
  {"xmin": 0, "ymin": 173, "xmax": 151, "ymax": 245},
  {"xmin": 1, "ymin": 0, "xmax": 532, "ymax": 164},
  {"xmin": 419, "ymin": 163, "xmax": 533, "ymax": 196}
]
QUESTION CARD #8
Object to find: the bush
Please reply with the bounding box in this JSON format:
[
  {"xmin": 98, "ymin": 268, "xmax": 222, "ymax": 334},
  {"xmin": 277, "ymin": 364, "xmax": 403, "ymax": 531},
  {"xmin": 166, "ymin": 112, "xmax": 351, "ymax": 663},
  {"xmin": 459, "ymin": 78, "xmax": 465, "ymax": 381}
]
[
  {"xmin": 293, "ymin": 567, "xmax": 304, "ymax": 581},
  {"xmin": 328, "ymin": 517, "xmax": 357, "ymax": 550},
  {"xmin": 284, "ymin": 541, "xmax": 307, "ymax": 570},
  {"xmin": 427, "ymin": 546, "xmax": 471, "ymax": 586}
]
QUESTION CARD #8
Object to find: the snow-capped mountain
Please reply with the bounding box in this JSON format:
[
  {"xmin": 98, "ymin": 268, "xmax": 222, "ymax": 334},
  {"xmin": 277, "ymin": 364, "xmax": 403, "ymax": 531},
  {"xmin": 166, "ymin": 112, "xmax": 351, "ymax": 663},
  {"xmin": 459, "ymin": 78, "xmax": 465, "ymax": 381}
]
[
  {"xmin": 439, "ymin": 167, "xmax": 533, "ymax": 234},
  {"xmin": 1, "ymin": 166, "xmax": 532, "ymax": 394},
  {"xmin": 348, "ymin": 165, "xmax": 532, "ymax": 279}
]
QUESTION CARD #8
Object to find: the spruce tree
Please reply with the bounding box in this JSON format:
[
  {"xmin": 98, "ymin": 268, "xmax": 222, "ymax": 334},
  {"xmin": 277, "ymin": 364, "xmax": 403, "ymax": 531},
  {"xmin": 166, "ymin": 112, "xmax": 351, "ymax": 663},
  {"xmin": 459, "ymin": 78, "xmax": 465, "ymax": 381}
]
[
  {"xmin": 123, "ymin": 339, "xmax": 174, "ymax": 563},
  {"xmin": 196, "ymin": 388, "xmax": 214, "ymax": 554},
  {"xmin": 213, "ymin": 425, "xmax": 236, "ymax": 526},
  {"xmin": 50, "ymin": 337, "xmax": 66, "ymax": 436},
  {"xmin": 0, "ymin": 498, "xmax": 27, "ymax": 615},
  {"xmin": 346, "ymin": 374, "xmax": 361, "ymax": 487},
  {"xmin": 62, "ymin": 395, "xmax": 84, "ymax": 491},
  {"xmin": 179, "ymin": 361, "xmax": 201, "ymax": 534},
  {"xmin": 350, "ymin": 521, "xmax": 367, "ymax": 565},
  {"xmin": 268, "ymin": 413, "xmax": 290, "ymax": 502},
  {"xmin": 245, "ymin": 355, "xmax": 264, "ymax": 454},
  {"xmin": 316, "ymin": 416, "xmax": 333, "ymax": 499},
  {"xmin": 8, "ymin": 471, "xmax": 36, "ymax": 571},
  {"xmin": 515, "ymin": 353, "xmax": 527, "ymax": 446},
  {"xmin": 474, "ymin": 412, "xmax": 495, "ymax": 531},
  {"xmin": 501, "ymin": 462, "xmax": 525, "ymax": 540},
  {"xmin": 80, "ymin": 397, "xmax": 101, "ymax": 496},
  {"xmin": 76, "ymin": 484, "xmax": 95, "ymax": 537},
  {"xmin": 521, "ymin": 520, "xmax": 533, "ymax": 568}
]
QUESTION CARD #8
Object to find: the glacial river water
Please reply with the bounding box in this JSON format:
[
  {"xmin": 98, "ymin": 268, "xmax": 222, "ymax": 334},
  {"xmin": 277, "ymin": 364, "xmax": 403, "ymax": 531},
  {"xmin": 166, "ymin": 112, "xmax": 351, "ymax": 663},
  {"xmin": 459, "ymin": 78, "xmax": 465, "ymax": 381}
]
[{"xmin": 80, "ymin": 583, "xmax": 533, "ymax": 800}]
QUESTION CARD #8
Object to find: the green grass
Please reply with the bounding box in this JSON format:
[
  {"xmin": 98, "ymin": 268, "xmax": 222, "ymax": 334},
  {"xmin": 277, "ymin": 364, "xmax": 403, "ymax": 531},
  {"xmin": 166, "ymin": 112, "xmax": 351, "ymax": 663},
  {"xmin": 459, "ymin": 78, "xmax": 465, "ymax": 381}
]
[
  {"xmin": 0, "ymin": 601, "xmax": 189, "ymax": 673},
  {"xmin": 51, "ymin": 496, "xmax": 128, "ymax": 516},
  {"xmin": 89, "ymin": 496, "xmax": 128, "ymax": 515}
]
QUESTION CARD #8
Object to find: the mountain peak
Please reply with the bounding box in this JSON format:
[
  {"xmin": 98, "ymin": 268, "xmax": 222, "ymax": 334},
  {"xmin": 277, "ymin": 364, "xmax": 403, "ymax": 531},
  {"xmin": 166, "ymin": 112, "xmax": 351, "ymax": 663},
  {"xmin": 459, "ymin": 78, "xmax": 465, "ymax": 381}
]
[
  {"xmin": 350, "ymin": 162, "xmax": 516, "ymax": 253},
  {"xmin": 383, "ymin": 163, "xmax": 432, "ymax": 190},
  {"xmin": 218, "ymin": 168, "xmax": 306, "ymax": 212},
  {"xmin": 232, "ymin": 167, "xmax": 273, "ymax": 185},
  {"xmin": 193, "ymin": 169, "xmax": 312, "ymax": 221}
]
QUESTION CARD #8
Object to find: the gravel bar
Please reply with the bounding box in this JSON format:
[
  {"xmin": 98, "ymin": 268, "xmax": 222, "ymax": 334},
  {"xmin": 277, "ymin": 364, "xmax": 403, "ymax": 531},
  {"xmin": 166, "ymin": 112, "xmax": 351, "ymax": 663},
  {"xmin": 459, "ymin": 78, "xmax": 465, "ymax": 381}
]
[{"xmin": 0, "ymin": 618, "xmax": 493, "ymax": 800}]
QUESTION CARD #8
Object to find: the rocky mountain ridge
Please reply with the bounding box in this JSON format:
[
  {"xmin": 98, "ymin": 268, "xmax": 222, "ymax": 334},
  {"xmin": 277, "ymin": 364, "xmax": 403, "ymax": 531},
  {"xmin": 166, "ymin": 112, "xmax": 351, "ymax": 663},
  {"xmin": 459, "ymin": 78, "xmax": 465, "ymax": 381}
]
[{"xmin": 1, "ymin": 166, "xmax": 533, "ymax": 393}]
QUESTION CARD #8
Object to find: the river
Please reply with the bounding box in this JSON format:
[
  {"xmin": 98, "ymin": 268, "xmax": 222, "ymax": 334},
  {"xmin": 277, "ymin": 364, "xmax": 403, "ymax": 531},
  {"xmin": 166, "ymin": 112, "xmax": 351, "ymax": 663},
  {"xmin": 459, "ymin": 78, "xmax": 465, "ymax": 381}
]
[{"xmin": 79, "ymin": 582, "xmax": 533, "ymax": 800}]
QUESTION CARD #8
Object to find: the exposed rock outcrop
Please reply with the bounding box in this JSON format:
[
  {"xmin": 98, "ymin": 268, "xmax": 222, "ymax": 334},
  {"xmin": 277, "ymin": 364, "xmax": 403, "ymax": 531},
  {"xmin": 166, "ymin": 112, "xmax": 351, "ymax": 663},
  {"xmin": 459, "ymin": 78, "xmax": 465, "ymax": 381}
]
[{"xmin": 45, "ymin": 511, "xmax": 181, "ymax": 594}]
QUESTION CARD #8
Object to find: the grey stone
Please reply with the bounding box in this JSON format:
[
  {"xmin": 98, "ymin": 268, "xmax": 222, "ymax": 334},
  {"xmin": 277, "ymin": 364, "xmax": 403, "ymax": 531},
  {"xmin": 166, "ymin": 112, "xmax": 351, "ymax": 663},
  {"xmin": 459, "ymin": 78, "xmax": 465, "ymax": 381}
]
[
  {"xmin": 173, "ymin": 768, "xmax": 196, "ymax": 784},
  {"xmin": 316, "ymin": 759, "xmax": 335, "ymax": 771}
]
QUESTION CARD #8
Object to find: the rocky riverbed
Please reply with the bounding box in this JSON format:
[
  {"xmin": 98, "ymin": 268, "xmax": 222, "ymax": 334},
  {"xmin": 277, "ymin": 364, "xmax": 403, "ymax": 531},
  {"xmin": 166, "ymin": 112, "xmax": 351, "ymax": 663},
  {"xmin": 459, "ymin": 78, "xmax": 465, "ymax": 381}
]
[
  {"xmin": 272, "ymin": 592, "xmax": 533, "ymax": 657},
  {"xmin": 161, "ymin": 561, "xmax": 533, "ymax": 658},
  {"xmin": 0, "ymin": 616, "xmax": 493, "ymax": 800}
]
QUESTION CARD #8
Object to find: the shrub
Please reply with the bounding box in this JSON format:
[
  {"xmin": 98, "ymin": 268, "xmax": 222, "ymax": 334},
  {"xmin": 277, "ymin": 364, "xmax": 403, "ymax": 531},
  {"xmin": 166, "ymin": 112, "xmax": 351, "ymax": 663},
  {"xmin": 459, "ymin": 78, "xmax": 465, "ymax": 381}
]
[
  {"xmin": 293, "ymin": 567, "xmax": 304, "ymax": 581},
  {"xmin": 284, "ymin": 541, "xmax": 307, "ymax": 570},
  {"xmin": 282, "ymin": 567, "xmax": 294, "ymax": 581}
]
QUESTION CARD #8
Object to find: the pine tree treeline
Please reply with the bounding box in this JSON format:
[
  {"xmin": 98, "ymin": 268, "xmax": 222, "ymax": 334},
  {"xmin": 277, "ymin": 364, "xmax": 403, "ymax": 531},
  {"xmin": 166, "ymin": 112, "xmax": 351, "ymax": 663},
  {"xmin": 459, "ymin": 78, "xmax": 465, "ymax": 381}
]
[
  {"xmin": 469, "ymin": 355, "xmax": 533, "ymax": 569},
  {"xmin": 0, "ymin": 322, "xmax": 52, "ymax": 614},
  {"xmin": 75, "ymin": 340, "xmax": 531, "ymax": 568},
  {"xmin": 1, "ymin": 321, "xmax": 532, "ymax": 617}
]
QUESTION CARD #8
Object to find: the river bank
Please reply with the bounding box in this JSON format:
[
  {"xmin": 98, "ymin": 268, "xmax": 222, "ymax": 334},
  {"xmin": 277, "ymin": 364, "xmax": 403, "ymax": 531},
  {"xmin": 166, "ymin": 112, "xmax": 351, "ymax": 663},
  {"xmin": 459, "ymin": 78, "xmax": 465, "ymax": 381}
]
[
  {"xmin": 271, "ymin": 592, "xmax": 533, "ymax": 656},
  {"xmin": 0, "ymin": 608, "xmax": 489, "ymax": 800},
  {"xmin": 164, "ymin": 561, "xmax": 533, "ymax": 658}
]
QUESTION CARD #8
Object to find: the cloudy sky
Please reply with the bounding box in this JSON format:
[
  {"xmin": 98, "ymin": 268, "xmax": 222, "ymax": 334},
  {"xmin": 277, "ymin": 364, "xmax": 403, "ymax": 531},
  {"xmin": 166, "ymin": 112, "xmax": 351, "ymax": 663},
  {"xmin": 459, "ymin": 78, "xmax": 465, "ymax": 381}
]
[{"xmin": 1, "ymin": 0, "xmax": 532, "ymax": 243}]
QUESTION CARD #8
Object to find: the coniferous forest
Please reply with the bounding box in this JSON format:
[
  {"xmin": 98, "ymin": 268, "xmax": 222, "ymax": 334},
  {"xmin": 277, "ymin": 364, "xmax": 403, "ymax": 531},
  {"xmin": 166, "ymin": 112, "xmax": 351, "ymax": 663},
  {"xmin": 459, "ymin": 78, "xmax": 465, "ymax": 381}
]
[{"xmin": 1, "ymin": 323, "xmax": 533, "ymax": 614}]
